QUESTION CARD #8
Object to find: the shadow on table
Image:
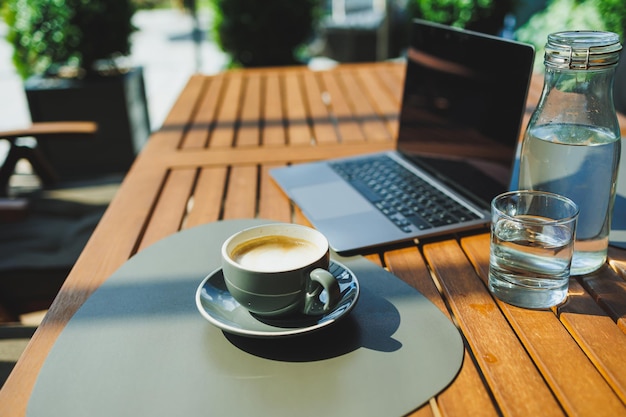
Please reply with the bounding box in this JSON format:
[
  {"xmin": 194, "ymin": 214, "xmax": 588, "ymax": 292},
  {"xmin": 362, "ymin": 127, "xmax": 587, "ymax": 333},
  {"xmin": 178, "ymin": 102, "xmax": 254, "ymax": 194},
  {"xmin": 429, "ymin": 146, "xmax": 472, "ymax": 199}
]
[{"xmin": 225, "ymin": 286, "xmax": 403, "ymax": 362}]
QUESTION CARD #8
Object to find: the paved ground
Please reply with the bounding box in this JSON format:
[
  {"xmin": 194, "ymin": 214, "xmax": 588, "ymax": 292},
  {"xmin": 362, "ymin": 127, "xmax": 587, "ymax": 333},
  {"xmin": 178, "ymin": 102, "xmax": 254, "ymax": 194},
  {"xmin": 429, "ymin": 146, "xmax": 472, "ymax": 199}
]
[{"xmin": 0, "ymin": 8, "xmax": 228, "ymax": 134}]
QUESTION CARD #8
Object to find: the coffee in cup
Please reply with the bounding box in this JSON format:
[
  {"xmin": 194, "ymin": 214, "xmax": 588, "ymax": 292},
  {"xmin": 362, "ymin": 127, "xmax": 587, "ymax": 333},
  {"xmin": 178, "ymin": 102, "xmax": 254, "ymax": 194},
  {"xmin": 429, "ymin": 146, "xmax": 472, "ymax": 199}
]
[
  {"xmin": 230, "ymin": 235, "xmax": 319, "ymax": 272},
  {"xmin": 221, "ymin": 223, "xmax": 341, "ymax": 317}
]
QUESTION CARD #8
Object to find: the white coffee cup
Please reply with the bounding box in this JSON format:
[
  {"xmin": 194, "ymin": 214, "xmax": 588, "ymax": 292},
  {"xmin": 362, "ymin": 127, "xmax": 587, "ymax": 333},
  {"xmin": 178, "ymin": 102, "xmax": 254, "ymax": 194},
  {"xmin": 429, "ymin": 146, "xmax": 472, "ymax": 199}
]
[{"xmin": 221, "ymin": 223, "xmax": 341, "ymax": 317}]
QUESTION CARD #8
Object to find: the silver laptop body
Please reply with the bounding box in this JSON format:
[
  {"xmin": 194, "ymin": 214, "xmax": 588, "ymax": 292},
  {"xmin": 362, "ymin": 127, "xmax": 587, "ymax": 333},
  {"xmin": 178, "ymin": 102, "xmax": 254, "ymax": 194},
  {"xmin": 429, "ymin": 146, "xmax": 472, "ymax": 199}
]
[{"xmin": 271, "ymin": 19, "xmax": 535, "ymax": 255}]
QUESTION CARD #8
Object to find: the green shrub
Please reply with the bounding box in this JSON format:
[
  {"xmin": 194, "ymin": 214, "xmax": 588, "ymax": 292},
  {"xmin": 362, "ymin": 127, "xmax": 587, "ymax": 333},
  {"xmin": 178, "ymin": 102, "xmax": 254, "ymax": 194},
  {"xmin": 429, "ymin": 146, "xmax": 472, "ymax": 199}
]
[
  {"xmin": 2, "ymin": 0, "xmax": 136, "ymax": 79},
  {"xmin": 406, "ymin": 0, "xmax": 515, "ymax": 35},
  {"xmin": 516, "ymin": 0, "xmax": 626, "ymax": 71},
  {"xmin": 209, "ymin": 0, "xmax": 321, "ymax": 67}
]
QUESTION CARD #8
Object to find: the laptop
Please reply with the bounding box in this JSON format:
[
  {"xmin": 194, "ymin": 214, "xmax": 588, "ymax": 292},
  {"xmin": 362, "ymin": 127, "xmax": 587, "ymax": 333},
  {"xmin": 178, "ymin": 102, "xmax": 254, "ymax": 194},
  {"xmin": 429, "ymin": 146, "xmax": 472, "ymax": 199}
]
[{"xmin": 270, "ymin": 19, "xmax": 535, "ymax": 255}]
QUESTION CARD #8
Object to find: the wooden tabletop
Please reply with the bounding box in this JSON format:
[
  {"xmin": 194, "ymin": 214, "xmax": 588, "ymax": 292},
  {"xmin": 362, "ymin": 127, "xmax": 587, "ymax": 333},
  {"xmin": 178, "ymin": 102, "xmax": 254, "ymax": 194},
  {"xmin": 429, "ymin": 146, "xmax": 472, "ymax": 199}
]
[{"xmin": 2, "ymin": 62, "xmax": 626, "ymax": 417}]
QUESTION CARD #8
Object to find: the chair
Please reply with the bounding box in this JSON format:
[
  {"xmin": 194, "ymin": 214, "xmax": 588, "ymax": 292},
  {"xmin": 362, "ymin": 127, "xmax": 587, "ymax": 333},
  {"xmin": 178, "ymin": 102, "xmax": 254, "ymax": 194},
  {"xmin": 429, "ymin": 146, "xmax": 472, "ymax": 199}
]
[
  {"xmin": 0, "ymin": 121, "xmax": 98, "ymax": 197},
  {"xmin": 0, "ymin": 121, "xmax": 116, "ymax": 323}
]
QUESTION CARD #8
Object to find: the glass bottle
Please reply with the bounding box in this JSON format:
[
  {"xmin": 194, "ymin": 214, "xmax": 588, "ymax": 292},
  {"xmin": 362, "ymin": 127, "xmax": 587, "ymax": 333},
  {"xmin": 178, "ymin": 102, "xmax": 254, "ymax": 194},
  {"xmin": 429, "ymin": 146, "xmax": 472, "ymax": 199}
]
[{"xmin": 518, "ymin": 31, "xmax": 622, "ymax": 275}]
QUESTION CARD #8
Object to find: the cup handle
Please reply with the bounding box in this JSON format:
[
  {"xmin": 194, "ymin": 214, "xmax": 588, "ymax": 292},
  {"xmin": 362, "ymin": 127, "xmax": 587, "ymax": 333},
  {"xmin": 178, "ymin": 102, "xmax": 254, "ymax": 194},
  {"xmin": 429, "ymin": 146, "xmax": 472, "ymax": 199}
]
[{"xmin": 304, "ymin": 268, "xmax": 342, "ymax": 315}]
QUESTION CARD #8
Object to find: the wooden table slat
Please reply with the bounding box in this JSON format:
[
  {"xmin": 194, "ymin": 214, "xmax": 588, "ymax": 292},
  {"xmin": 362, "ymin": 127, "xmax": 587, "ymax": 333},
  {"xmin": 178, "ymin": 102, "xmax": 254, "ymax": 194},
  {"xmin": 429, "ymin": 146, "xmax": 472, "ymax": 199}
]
[
  {"xmin": 155, "ymin": 141, "xmax": 393, "ymax": 170},
  {"xmin": 181, "ymin": 74, "xmax": 221, "ymax": 149},
  {"xmin": 284, "ymin": 72, "xmax": 312, "ymax": 145},
  {"xmin": 138, "ymin": 167, "xmax": 197, "ymax": 251},
  {"xmin": 262, "ymin": 72, "xmax": 288, "ymax": 146},
  {"xmin": 355, "ymin": 68, "xmax": 402, "ymax": 139},
  {"xmin": 236, "ymin": 73, "xmax": 262, "ymax": 147},
  {"xmin": 259, "ymin": 164, "xmax": 292, "ymax": 222},
  {"xmin": 560, "ymin": 279, "xmax": 626, "ymax": 404},
  {"xmin": 143, "ymin": 75, "xmax": 211, "ymax": 157},
  {"xmin": 162, "ymin": 74, "xmax": 207, "ymax": 133},
  {"xmin": 210, "ymin": 72, "xmax": 243, "ymax": 148},
  {"xmin": 505, "ymin": 304, "xmax": 625, "ymax": 416},
  {"xmin": 302, "ymin": 71, "xmax": 340, "ymax": 144},
  {"xmin": 222, "ymin": 164, "xmax": 258, "ymax": 219},
  {"xmin": 318, "ymin": 71, "xmax": 366, "ymax": 142},
  {"xmin": 384, "ymin": 248, "xmax": 500, "ymax": 417},
  {"xmin": 373, "ymin": 63, "xmax": 406, "ymax": 100},
  {"xmin": 423, "ymin": 239, "xmax": 564, "ymax": 416},
  {"xmin": 184, "ymin": 166, "xmax": 228, "ymax": 228},
  {"xmin": 339, "ymin": 70, "xmax": 392, "ymax": 142},
  {"xmin": 577, "ymin": 272, "xmax": 626, "ymax": 332}
]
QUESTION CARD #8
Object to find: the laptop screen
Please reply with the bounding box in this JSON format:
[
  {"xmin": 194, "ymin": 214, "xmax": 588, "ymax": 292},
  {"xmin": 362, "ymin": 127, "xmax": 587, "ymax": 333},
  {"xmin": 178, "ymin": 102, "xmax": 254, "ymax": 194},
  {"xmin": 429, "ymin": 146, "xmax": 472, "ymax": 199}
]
[{"xmin": 397, "ymin": 20, "xmax": 535, "ymax": 207}]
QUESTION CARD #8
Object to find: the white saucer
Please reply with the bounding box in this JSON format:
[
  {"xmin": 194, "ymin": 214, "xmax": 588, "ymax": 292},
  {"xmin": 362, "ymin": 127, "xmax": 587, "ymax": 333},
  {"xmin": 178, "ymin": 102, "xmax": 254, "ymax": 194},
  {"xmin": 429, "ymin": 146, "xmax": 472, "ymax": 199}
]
[{"xmin": 195, "ymin": 261, "xmax": 360, "ymax": 338}]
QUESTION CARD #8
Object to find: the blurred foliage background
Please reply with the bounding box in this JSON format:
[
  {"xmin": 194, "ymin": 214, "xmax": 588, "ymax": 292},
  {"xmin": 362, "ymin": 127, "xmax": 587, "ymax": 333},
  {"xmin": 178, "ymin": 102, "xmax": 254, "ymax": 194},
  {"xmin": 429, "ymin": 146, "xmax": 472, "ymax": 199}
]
[
  {"xmin": 515, "ymin": 0, "xmax": 626, "ymax": 70},
  {"xmin": 1, "ymin": 0, "xmax": 625, "ymax": 72},
  {"xmin": 2, "ymin": 0, "xmax": 136, "ymax": 79},
  {"xmin": 208, "ymin": 0, "xmax": 321, "ymax": 67},
  {"xmin": 406, "ymin": 0, "xmax": 515, "ymax": 35}
]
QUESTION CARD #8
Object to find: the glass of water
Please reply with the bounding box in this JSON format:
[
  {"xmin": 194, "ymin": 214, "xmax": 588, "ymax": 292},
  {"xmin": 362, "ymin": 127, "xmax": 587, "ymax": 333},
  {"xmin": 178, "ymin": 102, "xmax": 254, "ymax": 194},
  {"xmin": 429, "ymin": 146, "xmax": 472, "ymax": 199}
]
[{"xmin": 489, "ymin": 191, "xmax": 579, "ymax": 309}]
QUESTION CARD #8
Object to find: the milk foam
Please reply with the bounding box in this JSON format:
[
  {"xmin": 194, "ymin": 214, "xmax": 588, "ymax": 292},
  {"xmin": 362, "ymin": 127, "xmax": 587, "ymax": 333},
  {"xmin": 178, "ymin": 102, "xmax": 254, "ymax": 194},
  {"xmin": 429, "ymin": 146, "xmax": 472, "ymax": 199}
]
[{"xmin": 232, "ymin": 236, "xmax": 319, "ymax": 272}]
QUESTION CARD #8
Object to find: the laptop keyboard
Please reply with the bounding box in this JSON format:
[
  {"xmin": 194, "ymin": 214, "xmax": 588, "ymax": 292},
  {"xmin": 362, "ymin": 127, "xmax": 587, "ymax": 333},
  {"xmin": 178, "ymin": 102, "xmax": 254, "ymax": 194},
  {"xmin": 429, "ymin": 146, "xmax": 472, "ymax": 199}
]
[{"xmin": 330, "ymin": 155, "xmax": 480, "ymax": 233}]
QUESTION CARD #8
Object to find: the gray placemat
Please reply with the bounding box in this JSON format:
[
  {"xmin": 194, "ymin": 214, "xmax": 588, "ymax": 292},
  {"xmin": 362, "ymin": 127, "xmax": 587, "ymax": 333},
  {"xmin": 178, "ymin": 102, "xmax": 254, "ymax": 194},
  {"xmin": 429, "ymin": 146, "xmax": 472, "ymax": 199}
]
[{"xmin": 27, "ymin": 219, "xmax": 463, "ymax": 417}]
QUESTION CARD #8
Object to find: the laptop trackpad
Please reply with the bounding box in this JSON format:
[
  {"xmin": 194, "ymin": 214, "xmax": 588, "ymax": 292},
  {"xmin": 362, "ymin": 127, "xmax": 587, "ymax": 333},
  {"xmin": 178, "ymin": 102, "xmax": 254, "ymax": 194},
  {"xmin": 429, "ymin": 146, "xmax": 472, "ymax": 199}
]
[{"xmin": 291, "ymin": 182, "xmax": 373, "ymax": 220}]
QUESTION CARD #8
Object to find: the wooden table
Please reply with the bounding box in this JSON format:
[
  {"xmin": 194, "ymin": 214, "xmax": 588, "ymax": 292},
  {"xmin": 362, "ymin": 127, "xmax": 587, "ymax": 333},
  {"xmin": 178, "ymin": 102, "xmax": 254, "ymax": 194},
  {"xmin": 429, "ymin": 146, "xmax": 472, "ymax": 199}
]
[{"xmin": 2, "ymin": 62, "xmax": 626, "ymax": 416}]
